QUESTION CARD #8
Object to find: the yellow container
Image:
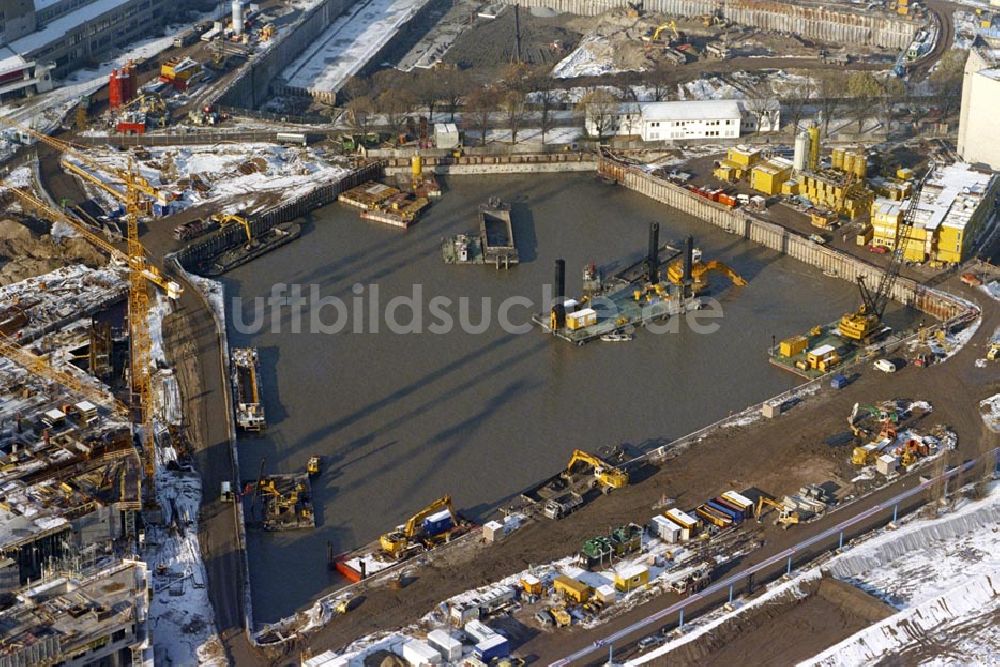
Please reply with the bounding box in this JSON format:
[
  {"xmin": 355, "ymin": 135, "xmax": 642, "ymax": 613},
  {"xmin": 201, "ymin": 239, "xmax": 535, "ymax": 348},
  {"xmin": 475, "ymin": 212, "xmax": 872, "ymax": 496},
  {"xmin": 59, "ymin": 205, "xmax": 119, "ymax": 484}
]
[
  {"xmin": 842, "ymin": 152, "xmax": 855, "ymax": 175},
  {"xmin": 896, "ymin": 167, "xmax": 914, "ymax": 180},
  {"xmin": 854, "ymin": 154, "xmax": 867, "ymax": 178},
  {"xmin": 554, "ymin": 576, "xmax": 592, "ymax": 603},
  {"xmin": 779, "ymin": 335, "xmax": 808, "ymax": 357},
  {"xmin": 831, "ymin": 148, "xmax": 844, "ymax": 170},
  {"xmin": 807, "ymin": 126, "xmax": 821, "ymax": 169}
]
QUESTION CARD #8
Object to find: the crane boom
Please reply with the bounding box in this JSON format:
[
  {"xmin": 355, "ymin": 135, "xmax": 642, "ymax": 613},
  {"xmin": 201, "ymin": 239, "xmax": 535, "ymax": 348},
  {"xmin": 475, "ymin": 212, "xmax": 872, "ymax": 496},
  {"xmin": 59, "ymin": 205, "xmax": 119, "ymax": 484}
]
[
  {"xmin": 7, "ymin": 187, "xmax": 182, "ymax": 299},
  {"xmin": 839, "ymin": 171, "xmax": 930, "ymax": 341},
  {"xmin": 0, "ymin": 333, "xmax": 128, "ymax": 415}
]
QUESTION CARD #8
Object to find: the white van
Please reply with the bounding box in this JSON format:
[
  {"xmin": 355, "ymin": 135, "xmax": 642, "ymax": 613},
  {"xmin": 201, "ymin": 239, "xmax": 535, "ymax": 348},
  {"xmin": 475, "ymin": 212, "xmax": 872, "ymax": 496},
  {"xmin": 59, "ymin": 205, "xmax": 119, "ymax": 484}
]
[
  {"xmin": 874, "ymin": 358, "xmax": 897, "ymax": 373},
  {"xmin": 221, "ymin": 481, "xmax": 234, "ymax": 502}
]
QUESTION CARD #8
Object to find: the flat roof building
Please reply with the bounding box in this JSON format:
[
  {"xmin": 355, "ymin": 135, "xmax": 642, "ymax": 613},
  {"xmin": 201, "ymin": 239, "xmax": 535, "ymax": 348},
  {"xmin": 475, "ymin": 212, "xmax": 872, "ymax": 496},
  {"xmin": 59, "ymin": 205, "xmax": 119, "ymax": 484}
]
[{"xmin": 958, "ymin": 47, "xmax": 1000, "ymax": 170}]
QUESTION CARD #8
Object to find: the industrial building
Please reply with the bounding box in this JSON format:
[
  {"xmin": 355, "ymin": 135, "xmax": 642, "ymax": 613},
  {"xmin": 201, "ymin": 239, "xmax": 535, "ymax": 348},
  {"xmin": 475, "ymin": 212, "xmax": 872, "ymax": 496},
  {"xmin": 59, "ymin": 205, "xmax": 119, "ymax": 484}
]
[
  {"xmin": 869, "ymin": 162, "xmax": 999, "ymax": 264},
  {"xmin": 958, "ymin": 47, "xmax": 1000, "ymax": 170},
  {"xmin": 0, "ymin": 0, "xmax": 166, "ymax": 78},
  {"xmin": 0, "ymin": 559, "xmax": 150, "ymax": 666},
  {"xmin": 586, "ymin": 100, "xmax": 743, "ymax": 141},
  {"xmin": 0, "ymin": 49, "xmax": 53, "ymax": 101}
]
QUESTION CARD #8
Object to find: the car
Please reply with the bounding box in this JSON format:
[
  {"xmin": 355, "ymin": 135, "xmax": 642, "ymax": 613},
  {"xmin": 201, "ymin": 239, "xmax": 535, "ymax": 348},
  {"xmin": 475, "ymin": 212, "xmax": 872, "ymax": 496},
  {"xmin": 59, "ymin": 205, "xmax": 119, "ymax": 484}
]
[
  {"xmin": 808, "ymin": 234, "xmax": 827, "ymax": 245},
  {"xmin": 960, "ymin": 272, "xmax": 982, "ymax": 287},
  {"xmin": 868, "ymin": 245, "xmax": 888, "ymax": 254},
  {"xmin": 638, "ymin": 635, "xmax": 664, "ymax": 650},
  {"xmin": 874, "ymin": 358, "xmax": 897, "ymax": 373}
]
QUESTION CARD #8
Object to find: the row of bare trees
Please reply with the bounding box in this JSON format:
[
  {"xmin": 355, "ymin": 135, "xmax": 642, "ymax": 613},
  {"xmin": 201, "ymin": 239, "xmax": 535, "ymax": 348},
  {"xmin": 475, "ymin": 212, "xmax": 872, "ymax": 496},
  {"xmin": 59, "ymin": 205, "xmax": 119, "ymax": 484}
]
[{"xmin": 334, "ymin": 49, "xmax": 969, "ymax": 146}]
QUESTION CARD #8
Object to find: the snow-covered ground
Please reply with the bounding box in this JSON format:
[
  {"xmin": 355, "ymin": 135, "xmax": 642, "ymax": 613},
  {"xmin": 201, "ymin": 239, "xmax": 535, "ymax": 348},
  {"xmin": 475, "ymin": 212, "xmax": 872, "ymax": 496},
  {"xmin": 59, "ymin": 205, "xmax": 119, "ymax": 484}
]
[
  {"xmin": 74, "ymin": 143, "xmax": 350, "ymax": 215},
  {"xmin": 633, "ymin": 485, "xmax": 1000, "ymax": 665},
  {"xmin": 552, "ymin": 34, "xmax": 647, "ymax": 79},
  {"xmin": 145, "ymin": 289, "xmax": 223, "ymax": 665},
  {"xmin": 282, "ymin": 0, "xmax": 433, "ymax": 95},
  {"xmin": 805, "ymin": 486, "xmax": 1000, "ymax": 665},
  {"xmin": 982, "ymin": 393, "xmax": 1000, "ymax": 433}
]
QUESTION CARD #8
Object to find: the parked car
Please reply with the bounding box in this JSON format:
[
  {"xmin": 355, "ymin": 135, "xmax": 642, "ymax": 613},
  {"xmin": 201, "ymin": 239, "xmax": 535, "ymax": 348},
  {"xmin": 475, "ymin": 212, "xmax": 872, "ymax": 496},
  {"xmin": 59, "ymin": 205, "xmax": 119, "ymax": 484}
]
[
  {"xmin": 808, "ymin": 234, "xmax": 827, "ymax": 245},
  {"xmin": 874, "ymin": 358, "xmax": 897, "ymax": 373},
  {"xmin": 868, "ymin": 245, "xmax": 888, "ymax": 254},
  {"xmin": 638, "ymin": 635, "xmax": 664, "ymax": 650},
  {"xmin": 960, "ymin": 272, "xmax": 982, "ymax": 286}
]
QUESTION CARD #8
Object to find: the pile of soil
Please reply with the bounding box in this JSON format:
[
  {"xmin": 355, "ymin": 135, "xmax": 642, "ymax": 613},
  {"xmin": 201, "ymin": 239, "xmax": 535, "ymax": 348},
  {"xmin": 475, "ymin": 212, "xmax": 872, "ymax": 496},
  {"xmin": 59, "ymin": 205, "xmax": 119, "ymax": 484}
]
[{"xmin": 0, "ymin": 218, "xmax": 106, "ymax": 285}]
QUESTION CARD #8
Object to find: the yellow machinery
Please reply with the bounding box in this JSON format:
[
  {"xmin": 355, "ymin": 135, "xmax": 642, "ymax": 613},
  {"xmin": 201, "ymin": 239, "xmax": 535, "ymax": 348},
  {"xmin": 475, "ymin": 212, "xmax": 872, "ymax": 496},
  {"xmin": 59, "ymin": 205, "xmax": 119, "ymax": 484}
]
[
  {"xmin": 839, "ymin": 173, "xmax": 928, "ymax": 341},
  {"xmin": 565, "ymin": 449, "xmax": 629, "ymax": 492},
  {"xmin": 307, "ymin": 456, "xmax": 321, "ymax": 476},
  {"xmin": 210, "ymin": 213, "xmax": 253, "ymax": 242},
  {"xmin": 380, "ymin": 495, "xmax": 457, "ymax": 558},
  {"xmin": 8, "ymin": 188, "xmax": 182, "ymax": 299},
  {"xmin": 1, "ymin": 119, "xmax": 183, "ymax": 508},
  {"xmin": 550, "ymin": 606, "xmax": 571, "ymax": 627},
  {"xmin": 665, "ymin": 259, "xmax": 747, "ymax": 294},
  {"xmin": 987, "ymin": 343, "xmax": 999, "ymax": 361},
  {"xmin": 553, "ymin": 575, "xmax": 593, "ymax": 603},
  {"xmin": 755, "ymin": 496, "xmax": 799, "ymax": 528},
  {"xmin": 260, "ymin": 478, "xmax": 312, "ymax": 521},
  {"xmin": 642, "ymin": 20, "xmax": 679, "ymax": 42},
  {"xmin": 0, "ymin": 117, "xmax": 170, "ymax": 209}
]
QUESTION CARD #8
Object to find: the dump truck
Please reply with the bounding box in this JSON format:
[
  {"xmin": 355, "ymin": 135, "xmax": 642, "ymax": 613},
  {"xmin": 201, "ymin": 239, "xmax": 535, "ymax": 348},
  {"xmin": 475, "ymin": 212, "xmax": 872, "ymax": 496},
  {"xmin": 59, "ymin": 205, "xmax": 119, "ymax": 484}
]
[{"xmin": 543, "ymin": 492, "xmax": 583, "ymax": 520}]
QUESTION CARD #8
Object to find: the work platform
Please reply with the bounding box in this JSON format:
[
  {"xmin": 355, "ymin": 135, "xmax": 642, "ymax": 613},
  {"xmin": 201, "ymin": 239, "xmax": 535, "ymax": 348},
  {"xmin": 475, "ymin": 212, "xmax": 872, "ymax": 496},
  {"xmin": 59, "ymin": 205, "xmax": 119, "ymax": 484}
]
[
  {"xmin": 533, "ymin": 292, "xmax": 704, "ymax": 345},
  {"xmin": 246, "ymin": 473, "xmax": 315, "ymax": 531},
  {"xmin": 442, "ymin": 198, "xmax": 519, "ymax": 268}
]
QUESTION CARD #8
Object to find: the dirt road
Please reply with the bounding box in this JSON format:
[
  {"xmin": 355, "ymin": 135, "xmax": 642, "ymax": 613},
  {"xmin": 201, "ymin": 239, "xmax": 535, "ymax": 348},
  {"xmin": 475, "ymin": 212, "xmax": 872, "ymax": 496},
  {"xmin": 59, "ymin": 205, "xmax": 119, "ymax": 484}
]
[{"xmin": 300, "ymin": 271, "xmax": 998, "ymax": 661}]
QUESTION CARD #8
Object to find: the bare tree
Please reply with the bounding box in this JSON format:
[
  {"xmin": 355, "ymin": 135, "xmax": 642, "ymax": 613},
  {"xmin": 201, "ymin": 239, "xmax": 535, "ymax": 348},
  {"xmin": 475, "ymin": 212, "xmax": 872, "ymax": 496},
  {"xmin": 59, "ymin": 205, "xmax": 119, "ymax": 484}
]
[
  {"xmin": 499, "ymin": 89, "xmax": 527, "ymax": 144},
  {"xmin": 929, "ymin": 49, "xmax": 967, "ymax": 117},
  {"xmin": 341, "ymin": 76, "xmax": 370, "ymax": 105},
  {"xmin": 647, "ymin": 63, "xmax": 673, "ymax": 102},
  {"xmin": 816, "ymin": 70, "xmax": 847, "ymax": 138},
  {"xmin": 411, "ymin": 69, "xmax": 442, "ymax": 121},
  {"xmin": 742, "ymin": 80, "xmax": 776, "ymax": 135},
  {"xmin": 579, "ymin": 89, "xmax": 620, "ymax": 144},
  {"xmin": 528, "ymin": 71, "xmax": 559, "ymax": 144},
  {"xmin": 346, "ymin": 95, "xmax": 375, "ymax": 137},
  {"xmin": 784, "ymin": 77, "xmax": 816, "ymax": 133},
  {"xmin": 439, "ymin": 67, "xmax": 472, "ymax": 122},
  {"xmin": 466, "ymin": 86, "xmax": 499, "ymax": 146},
  {"xmin": 847, "ymin": 71, "xmax": 881, "ymax": 134},
  {"xmin": 376, "ymin": 88, "xmax": 414, "ymax": 138},
  {"xmin": 878, "ymin": 77, "xmax": 906, "ymax": 137}
]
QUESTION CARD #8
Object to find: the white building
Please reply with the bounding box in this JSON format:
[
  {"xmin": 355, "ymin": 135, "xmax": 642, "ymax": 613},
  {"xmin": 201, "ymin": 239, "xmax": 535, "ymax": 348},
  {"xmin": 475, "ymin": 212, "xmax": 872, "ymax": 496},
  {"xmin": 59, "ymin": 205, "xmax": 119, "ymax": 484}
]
[
  {"xmin": 958, "ymin": 47, "xmax": 1000, "ymax": 170},
  {"xmin": 584, "ymin": 99, "xmax": 779, "ymax": 142}
]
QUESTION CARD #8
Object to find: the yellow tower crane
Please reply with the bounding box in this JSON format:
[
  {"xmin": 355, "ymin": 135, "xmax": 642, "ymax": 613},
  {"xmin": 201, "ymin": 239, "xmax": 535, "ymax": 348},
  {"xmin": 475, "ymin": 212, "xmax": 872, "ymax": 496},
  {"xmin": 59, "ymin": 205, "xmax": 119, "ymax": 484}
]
[{"xmin": 3, "ymin": 132, "xmax": 180, "ymax": 505}]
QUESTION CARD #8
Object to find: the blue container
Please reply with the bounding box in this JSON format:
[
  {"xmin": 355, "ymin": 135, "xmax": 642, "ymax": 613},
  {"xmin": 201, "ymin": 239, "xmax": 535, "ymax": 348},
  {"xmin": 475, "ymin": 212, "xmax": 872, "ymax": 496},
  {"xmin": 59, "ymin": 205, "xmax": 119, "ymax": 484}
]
[
  {"xmin": 712, "ymin": 497, "xmax": 746, "ymax": 522},
  {"xmin": 707, "ymin": 499, "xmax": 743, "ymax": 524},
  {"xmin": 474, "ymin": 636, "xmax": 509, "ymax": 661},
  {"xmin": 422, "ymin": 516, "xmax": 453, "ymax": 536},
  {"xmin": 153, "ymin": 203, "xmax": 171, "ymax": 217},
  {"xmin": 830, "ymin": 373, "xmax": 848, "ymax": 389}
]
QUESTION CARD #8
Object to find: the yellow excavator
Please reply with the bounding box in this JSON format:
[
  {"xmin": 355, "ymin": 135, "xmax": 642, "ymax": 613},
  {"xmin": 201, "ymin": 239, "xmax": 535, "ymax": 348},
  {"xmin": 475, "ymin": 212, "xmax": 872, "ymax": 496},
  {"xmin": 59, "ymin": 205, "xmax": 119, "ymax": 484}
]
[
  {"xmin": 755, "ymin": 496, "xmax": 799, "ymax": 528},
  {"xmin": 641, "ymin": 20, "xmax": 679, "ymax": 43},
  {"xmin": 210, "ymin": 213, "xmax": 253, "ymax": 243},
  {"xmin": 666, "ymin": 259, "xmax": 747, "ymax": 294},
  {"xmin": 565, "ymin": 449, "xmax": 629, "ymax": 493},
  {"xmin": 259, "ymin": 478, "xmax": 312, "ymax": 521},
  {"xmin": 380, "ymin": 495, "xmax": 457, "ymax": 558}
]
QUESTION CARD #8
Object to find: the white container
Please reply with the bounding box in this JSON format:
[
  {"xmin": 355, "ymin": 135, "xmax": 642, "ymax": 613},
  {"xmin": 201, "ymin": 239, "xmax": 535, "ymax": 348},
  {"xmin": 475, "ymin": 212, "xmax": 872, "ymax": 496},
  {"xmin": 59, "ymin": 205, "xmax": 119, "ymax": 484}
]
[
  {"xmin": 482, "ymin": 520, "xmax": 504, "ymax": 542},
  {"xmin": 721, "ymin": 490, "xmax": 754, "ymax": 510},
  {"xmin": 876, "ymin": 454, "xmax": 899, "ymax": 475},
  {"xmin": 427, "ymin": 629, "xmax": 463, "ymax": 661},
  {"xmin": 596, "ymin": 583, "xmax": 618, "ymax": 603},
  {"xmin": 402, "ymin": 639, "xmax": 442, "ymax": 666},
  {"xmin": 463, "ymin": 619, "xmax": 496, "ymax": 643},
  {"xmin": 651, "ymin": 515, "xmax": 680, "ymax": 542}
]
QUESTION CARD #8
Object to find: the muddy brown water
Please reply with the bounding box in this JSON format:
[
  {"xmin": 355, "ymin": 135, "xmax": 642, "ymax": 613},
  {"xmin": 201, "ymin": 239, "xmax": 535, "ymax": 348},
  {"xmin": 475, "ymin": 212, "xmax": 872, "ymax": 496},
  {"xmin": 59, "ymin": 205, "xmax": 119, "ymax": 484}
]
[{"xmin": 222, "ymin": 172, "xmax": 917, "ymax": 622}]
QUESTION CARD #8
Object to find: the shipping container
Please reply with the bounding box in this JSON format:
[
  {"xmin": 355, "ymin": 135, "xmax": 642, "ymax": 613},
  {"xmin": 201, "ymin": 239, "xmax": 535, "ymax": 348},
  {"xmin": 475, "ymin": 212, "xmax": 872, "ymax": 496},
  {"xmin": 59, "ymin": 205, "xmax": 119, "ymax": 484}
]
[
  {"xmin": 566, "ymin": 307, "xmax": 597, "ymax": 331},
  {"xmin": 708, "ymin": 498, "xmax": 744, "ymax": 523},
  {"xmin": 474, "ymin": 635, "xmax": 509, "ymax": 661},
  {"xmin": 402, "ymin": 639, "xmax": 442, "ymax": 666},
  {"xmin": 721, "ymin": 490, "xmax": 754, "ymax": 511},
  {"xmin": 553, "ymin": 576, "xmax": 592, "ymax": 603},
  {"xmin": 427, "ymin": 629, "xmax": 462, "ymax": 661},
  {"xmin": 276, "ymin": 131, "xmax": 308, "ymax": 146},
  {"xmin": 696, "ymin": 504, "xmax": 732, "ymax": 528},
  {"xmin": 651, "ymin": 514, "xmax": 680, "ymax": 542}
]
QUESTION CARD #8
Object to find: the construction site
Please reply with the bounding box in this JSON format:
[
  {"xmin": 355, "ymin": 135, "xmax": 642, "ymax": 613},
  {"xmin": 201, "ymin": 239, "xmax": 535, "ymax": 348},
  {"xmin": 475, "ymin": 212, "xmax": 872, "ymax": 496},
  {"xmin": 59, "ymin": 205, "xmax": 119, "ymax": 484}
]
[{"xmin": 0, "ymin": 0, "xmax": 995, "ymax": 662}]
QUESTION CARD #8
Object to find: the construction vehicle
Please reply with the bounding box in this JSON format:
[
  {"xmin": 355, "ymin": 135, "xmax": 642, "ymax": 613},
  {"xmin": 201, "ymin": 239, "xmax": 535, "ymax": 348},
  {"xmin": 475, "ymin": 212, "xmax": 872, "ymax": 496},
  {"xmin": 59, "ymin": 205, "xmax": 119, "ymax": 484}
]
[
  {"xmin": 550, "ymin": 606, "xmax": 571, "ymax": 627},
  {"xmin": 839, "ymin": 173, "xmax": 928, "ymax": 341},
  {"xmin": 755, "ymin": 496, "xmax": 800, "ymax": 528},
  {"xmin": 210, "ymin": 213, "xmax": 253, "ymax": 243},
  {"xmin": 307, "ymin": 456, "xmax": 321, "ymax": 476},
  {"xmin": 543, "ymin": 492, "xmax": 584, "ymax": 519},
  {"xmin": 642, "ymin": 20, "xmax": 680, "ymax": 43},
  {"xmin": 565, "ymin": 449, "xmax": 629, "ymax": 493},
  {"xmin": 259, "ymin": 476, "xmax": 314, "ymax": 525},
  {"xmin": 380, "ymin": 495, "xmax": 458, "ymax": 558},
  {"xmin": 665, "ymin": 259, "xmax": 747, "ymax": 294}
]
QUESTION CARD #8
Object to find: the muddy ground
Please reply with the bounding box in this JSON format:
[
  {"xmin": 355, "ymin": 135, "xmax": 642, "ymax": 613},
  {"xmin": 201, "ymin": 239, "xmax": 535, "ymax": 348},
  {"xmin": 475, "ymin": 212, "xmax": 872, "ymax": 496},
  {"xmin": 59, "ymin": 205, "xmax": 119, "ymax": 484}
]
[
  {"xmin": 652, "ymin": 577, "xmax": 895, "ymax": 666},
  {"xmin": 299, "ymin": 274, "xmax": 998, "ymax": 661}
]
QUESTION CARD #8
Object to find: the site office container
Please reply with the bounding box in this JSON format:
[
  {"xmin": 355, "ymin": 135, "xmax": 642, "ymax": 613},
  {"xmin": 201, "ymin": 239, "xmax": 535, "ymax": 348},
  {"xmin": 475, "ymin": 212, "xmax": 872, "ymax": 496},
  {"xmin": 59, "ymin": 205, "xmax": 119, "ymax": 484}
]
[
  {"xmin": 721, "ymin": 490, "xmax": 754, "ymax": 511},
  {"xmin": 553, "ymin": 575, "xmax": 592, "ymax": 603}
]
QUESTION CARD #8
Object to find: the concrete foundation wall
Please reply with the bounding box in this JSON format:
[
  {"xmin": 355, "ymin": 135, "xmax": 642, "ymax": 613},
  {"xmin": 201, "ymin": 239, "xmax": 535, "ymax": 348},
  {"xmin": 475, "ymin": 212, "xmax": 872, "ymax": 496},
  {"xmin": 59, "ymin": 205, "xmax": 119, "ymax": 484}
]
[
  {"xmin": 217, "ymin": 0, "xmax": 358, "ymax": 109},
  {"xmin": 499, "ymin": 0, "xmax": 918, "ymax": 48},
  {"xmin": 599, "ymin": 156, "xmax": 970, "ymax": 322}
]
